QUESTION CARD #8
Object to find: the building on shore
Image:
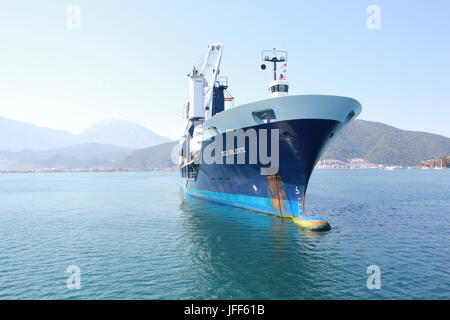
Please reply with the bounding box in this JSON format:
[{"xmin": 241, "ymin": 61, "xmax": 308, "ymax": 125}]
[
  {"xmin": 414, "ymin": 155, "xmax": 449, "ymax": 169},
  {"xmin": 316, "ymin": 158, "xmax": 382, "ymax": 170}
]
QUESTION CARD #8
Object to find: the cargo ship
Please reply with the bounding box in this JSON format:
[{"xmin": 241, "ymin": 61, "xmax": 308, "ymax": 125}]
[{"xmin": 179, "ymin": 44, "xmax": 362, "ymax": 230}]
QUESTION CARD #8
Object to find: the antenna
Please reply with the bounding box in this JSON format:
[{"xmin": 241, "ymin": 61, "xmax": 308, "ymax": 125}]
[{"xmin": 261, "ymin": 48, "xmax": 287, "ymax": 80}]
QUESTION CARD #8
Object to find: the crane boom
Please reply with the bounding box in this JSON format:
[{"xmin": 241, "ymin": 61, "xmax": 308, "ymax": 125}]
[{"xmin": 199, "ymin": 43, "xmax": 223, "ymax": 119}]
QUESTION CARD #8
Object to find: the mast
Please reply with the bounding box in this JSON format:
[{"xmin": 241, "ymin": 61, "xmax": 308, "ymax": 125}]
[
  {"xmin": 261, "ymin": 48, "xmax": 289, "ymax": 98},
  {"xmin": 261, "ymin": 48, "xmax": 287, "ymax": 81},
  {"xmin": 272, "ymin": 48, "xmax": 277, "ymax": 80}
]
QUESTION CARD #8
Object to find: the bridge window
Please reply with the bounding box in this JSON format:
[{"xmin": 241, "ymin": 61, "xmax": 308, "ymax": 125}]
[{"xmin": 271, "ymin": 85, "xmax": 289, "ymax": 93}]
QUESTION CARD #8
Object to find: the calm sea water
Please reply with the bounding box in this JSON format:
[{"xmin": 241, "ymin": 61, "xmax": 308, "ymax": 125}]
[{"xmin": 0, "ymin": 170, "xmax": 449, "ymax": 299}]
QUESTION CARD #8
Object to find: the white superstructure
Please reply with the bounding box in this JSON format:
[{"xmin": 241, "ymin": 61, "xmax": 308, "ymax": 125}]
[
  {"xmin": 270, "ymin": 79, "xmax": 289, "ymax": 98},
  {"xmin": 181, "ymin": 43, "xmax": 224, "ymax": 167},
  {"xmin": 186, "ymin": 43, "xmax": 223, "ymax": 121},
  {"xmin": 187, "ymin": 68, "xmax": 204, "ymax": 119}
]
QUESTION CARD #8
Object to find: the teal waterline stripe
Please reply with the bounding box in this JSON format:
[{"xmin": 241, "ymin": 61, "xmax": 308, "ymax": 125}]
[
  {"xmin": 183, "ymin": 186, "xmax": 298, "ymax": 217},
  {"xmin": 299, "ymin": 216, "xmax": 326, "ymax": 221}
]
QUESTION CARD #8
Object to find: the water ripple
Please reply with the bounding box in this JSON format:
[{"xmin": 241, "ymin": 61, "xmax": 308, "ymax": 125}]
[{"xmin": 0, "ymin": 170, "xmax": 449, "ymax": 299}]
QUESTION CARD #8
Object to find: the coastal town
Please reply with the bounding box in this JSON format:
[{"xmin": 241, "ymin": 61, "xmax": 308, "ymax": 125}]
[
  {"xmin": 316, "ymin": 158, "xmax": 381, "ymax": 170},
  {"xmin": 315, "ymin": 156, "xmax": 449, "ymax": 170},
  {"xmin": 1, "ymin": 156, "xmax": 448, "ymax": 173}
]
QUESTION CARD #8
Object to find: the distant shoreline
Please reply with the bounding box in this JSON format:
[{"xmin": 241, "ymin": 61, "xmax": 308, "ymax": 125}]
[
  {"xmin": 0, "ymin": 168, "xmax": 177, "ymax": 174},
  {"xmin": 1, "ymin": 167, "xmax": 446, "ymax": 174}
]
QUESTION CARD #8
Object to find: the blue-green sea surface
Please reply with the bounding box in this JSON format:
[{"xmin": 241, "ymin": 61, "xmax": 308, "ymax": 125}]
[{"xmin": 0, "ymin": 170, "xmax": 449, "ymax": 299}]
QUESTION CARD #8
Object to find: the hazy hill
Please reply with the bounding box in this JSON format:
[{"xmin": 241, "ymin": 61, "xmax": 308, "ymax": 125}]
[
  {"xmin": 0, "ymin": 117, "xmax": 171, "ymax": 151},
  {"xmin": 324, "ymin": 120, "xmax": 450, "ymax": 165},
  {"xmin": 78, "ymin": 119, "xmax": 171, "ymax": 149},
  {"xmin": 113, "ymin": 141, "xmax": 177, "ymax": 170},
  {"xmin": 0, "ymin": 117, "xmax": 76, "ymax": 151}
]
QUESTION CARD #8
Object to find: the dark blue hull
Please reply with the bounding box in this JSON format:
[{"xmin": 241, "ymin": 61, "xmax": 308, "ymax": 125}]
[{"xmin": 180, "ymin": 119, "xmax": 341, "ymax": 217}]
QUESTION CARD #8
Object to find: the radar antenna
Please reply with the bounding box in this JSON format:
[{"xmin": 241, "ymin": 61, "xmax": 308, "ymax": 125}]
[{"xmin": 261, "ymin": 48, "xmax": 287, "ymax": 80}]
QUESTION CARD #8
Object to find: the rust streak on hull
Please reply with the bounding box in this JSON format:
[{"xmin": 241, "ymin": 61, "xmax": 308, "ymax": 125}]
[{"xmin": 267, "ymin": 174, "xmax": 290, "ymax": 216}]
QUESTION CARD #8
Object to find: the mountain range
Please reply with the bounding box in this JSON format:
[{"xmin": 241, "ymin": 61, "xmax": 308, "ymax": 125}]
[
  {"xmin": 0, "ymin": 117, "xmax": 170, "ymax": 151},
  {"xmin": 323, "ymin": 120, "xmax": 450, "ymax": 165},
  {"xmin": 0, "ymin": 117, "xmax": 449, "ymax": 171},
  {"xmin": 77, "ymin": 120, "xmax": 171, "ymax": 149}
]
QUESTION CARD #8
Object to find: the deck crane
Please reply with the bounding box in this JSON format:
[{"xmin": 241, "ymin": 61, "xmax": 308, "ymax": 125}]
[{"xmin": 180, "ymin": 43, "xmax": 225, "ymax": 174}]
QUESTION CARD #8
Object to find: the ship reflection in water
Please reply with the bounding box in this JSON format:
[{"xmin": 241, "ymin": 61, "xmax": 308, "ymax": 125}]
[{"xmin": 179, "ymin": 197, "xmax": 347, "ymax": 299}]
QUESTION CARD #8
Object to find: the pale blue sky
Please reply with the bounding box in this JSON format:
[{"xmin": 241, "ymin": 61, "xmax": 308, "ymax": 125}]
[{"xmin": 0, "ymin": 0, "xmax": 449, "ymax": 139}]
